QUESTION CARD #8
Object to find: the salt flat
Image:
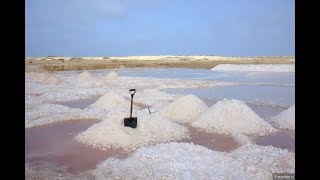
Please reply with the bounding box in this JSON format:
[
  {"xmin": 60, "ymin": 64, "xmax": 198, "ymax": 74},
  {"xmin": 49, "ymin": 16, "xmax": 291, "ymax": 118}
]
[{"xmin": 25, "ymin": 64, "xmax": 295, "ymax": 179}]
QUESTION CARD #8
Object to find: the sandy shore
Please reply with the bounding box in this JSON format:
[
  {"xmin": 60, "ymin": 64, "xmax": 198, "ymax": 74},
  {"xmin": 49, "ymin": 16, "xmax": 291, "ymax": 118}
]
[{"xmin": 25, "ymin": 56, "xmax": 295, "ymax": 72}]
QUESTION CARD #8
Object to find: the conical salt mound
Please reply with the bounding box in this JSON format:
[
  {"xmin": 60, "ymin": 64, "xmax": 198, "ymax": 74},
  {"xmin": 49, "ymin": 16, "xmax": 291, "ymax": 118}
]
[
  {"xmin": 33, "ymin": 73, "xmax": 49, "ymax": 82},
  {"xmin": 271, "ymin": 104, "xmax": 295, "ymax": 130},
  {"xmin": 33, "ymin": 73, "xmax": 59, "ymax": 84},
  {"xmin": 42, "ymin": 76, "xmax": 59, "ymax": 84},
  {"xmin": 89, "ymin": 91, "xmax": 138, "ymax": 112},
  {"xmin": 106, "ymin": 71, "xmax": 119, "ymax": 79},
  {"xmin": 161, "ymin": 94, "xmax": 208, "ymax": 123},
  {"xmin": 192, "ymin": 98, "xmax": 276, "ymax": 136},
  {"xmin": 75, "ymin": 110, "xmax": 189, "ymax": 152},
  {"xmin": 78, "ymin": 71, "xmax": 92, "ymax": 79}
]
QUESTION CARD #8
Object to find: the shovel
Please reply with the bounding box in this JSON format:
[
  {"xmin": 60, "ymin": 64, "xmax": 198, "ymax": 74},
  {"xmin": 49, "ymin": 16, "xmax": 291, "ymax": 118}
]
[{"xmin": 124, "ymin": 89, "xmax": 137, "ymax": 128}]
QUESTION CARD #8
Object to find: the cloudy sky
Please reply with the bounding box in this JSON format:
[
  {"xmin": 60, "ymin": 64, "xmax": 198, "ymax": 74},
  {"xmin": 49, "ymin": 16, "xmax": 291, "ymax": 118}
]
[{"xmin": 25, "ymin": 0, "xmax": 295, "ymax": 57}]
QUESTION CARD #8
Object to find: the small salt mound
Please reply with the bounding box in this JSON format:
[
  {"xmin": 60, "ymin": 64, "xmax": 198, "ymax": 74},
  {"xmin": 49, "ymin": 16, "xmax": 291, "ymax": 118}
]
[
  {"xmin": 42, "ymin": 76, "xmax": 59, "ymax": 84},
  {"xmin": 75, "ymin": 110, "xmax": 189, "ymax": 152},
  {"xmin": 106, "ymin": 71, "xmax": 119, "ymax": 79},
  {"xmin": 161, "ymin": 94, "xmax": 208, "ymax": 123},
  {"xmin": 271, "ymin": 105, "xmax": 295, "ymax": 130},
  {"xmin": 33, "ymin": 73, "xmax": 49, "ymax": 82},
  {"xmin": 32, "ymin": 73, "xmax": 59, "ymax": 84},
  {"xmin": 78, "ymin": 71, "xmax": 92, "ymax": 79},
  {"xmin": 89, "ymin": 91, "xmax": 138, "ymax": 112},
  {"xmin": 192, "ymin": 98, "xmax": 276, "ymax": 136},
  {"xmin": 92, "ymin": 142, "xmax": 294, "ymax": 179},
  {"xmin": 211, "ymin": 64, "xmax": 295, "ymax": 72}
]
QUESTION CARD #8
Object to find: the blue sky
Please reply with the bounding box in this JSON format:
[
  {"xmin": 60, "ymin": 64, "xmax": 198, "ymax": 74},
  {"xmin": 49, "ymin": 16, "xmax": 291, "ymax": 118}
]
[{"xmin": 26, "ymin": 0, "xmax": 295, "ymax": 57}]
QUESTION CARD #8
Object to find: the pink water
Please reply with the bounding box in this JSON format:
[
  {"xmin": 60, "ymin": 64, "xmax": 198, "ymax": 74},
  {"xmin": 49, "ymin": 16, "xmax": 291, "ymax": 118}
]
[{"xmin": 25, "ymin": 119, "xmax": 128, "ymax": 174}]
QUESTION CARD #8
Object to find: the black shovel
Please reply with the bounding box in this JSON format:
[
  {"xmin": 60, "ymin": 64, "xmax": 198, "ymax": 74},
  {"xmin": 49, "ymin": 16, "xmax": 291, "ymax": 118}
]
[{"xmin": 124, "ymin": 89, "xmax": 137, "ymax": 128}]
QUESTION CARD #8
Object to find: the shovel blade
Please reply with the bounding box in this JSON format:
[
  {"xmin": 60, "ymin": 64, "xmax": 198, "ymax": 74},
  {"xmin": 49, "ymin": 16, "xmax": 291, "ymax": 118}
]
[{"xmin": 124, "ymin": 117, "xmax": 137, "ymax": 128}]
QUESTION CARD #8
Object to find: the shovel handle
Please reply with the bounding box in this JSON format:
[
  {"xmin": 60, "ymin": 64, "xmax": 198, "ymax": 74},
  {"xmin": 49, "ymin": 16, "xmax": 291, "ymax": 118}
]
[
  {"xmin": 129, "ymin": 89, "xmax": 136, "ymax": 117},
  {"xmin": 129, "ymin": 89, "xmax": 136, "ymax": 98}
]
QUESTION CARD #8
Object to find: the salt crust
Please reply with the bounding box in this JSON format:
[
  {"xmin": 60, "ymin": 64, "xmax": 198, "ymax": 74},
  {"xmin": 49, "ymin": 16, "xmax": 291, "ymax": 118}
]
[
  {"xmin": 134, "ymin": 89, "xmax": 178, "ymax": 111},
  {"xmin": 26, "ymin": 72, "xmax": 234, "ymax": 103},
  {"xmin": 25, "ymin": 163, "xmax": 92, "ymax": 180},
  {"xmin": 92, "ymin": 142, "xmax": 294, "ymax": 179},
  {"xmin": 25, "ymin": 104, "xmax": 107, "ymax": 128},
  {"xmin": 211, "ymin": 64, "xmax": 295, "ymax": 72},
  {"xmin": 26, "ymin": 72, "xmax": 234, "ymax": 127}
]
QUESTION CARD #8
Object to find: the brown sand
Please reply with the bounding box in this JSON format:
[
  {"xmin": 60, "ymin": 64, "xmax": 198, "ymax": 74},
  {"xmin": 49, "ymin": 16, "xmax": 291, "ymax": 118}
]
[{"xmin": 25, "ymin": 56, "xmax": 294, "ymax": 72}]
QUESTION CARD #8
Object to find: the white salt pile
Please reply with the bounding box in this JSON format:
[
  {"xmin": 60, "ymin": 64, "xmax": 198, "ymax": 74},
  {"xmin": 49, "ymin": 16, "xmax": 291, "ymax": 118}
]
[
  {"xmin": 105, "ymin": 71, "xmax": 119, "ymax": 79},
  {"xmin": 78, "ymin": 71, "xmax": 92, "ymax": 79},
  {"xmin": 32, "ymin": 73, "xmax": 49, "ymax": 82},
  {"xmin": 42, "ymin": 76, "xmax": 59, "ymax": 84},
  {"xmin": 75, "ymin": 110, "xmax": 189, "ymax": 152},
  {"xmin": 192, "ymin": 98, "xmax": 276, "ymax": 136},
  {"xmin": 161, "ymin": 94, "xmax": 208, "ymax": 123},
  {"xmin": 32, "ymin": 73, "xmax": 59, "ymax": 84},
  {"xmin": 271, "ymin": 104, "xmax": 295, "ymax": 130},
  {"xmin": 92, "ymin": 142, "xmax": 294, "ymax": 179},
  {"xmin": 211, "ymin": 64, "xmax": 295, "ymax": 72},
  {"xmin": 89, "ymin": 91, "xmax": 138, "ymax": 112}
]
